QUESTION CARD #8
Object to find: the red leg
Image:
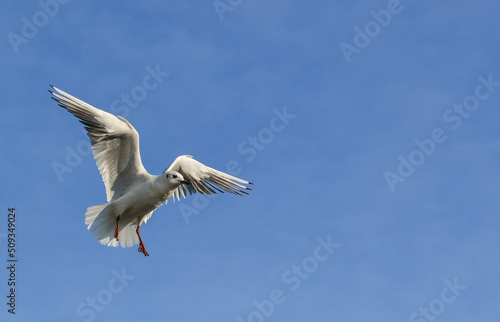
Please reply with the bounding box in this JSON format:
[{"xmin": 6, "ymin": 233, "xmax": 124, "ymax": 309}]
[
  {"xmin": 114, "ymin": 216, "xmax": 120, "ymax": 240},
  {"xmin": 136, "ymin": 225, "xmax": 149, "ymax": 257}
]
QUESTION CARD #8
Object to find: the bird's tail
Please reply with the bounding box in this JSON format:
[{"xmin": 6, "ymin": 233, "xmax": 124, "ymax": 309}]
[{"xmin": 85, "ymin": 203, "xmax": 139, "ymax": 248}]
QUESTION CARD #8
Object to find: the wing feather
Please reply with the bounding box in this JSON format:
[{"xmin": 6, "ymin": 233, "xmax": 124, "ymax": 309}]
[
  {"xmin": 50, "ymin": 86, "xmax": 148, "ymax": 201},
  {"xmin": 165, "ymin": 155, "xmax": 252, "ymax": 201}
]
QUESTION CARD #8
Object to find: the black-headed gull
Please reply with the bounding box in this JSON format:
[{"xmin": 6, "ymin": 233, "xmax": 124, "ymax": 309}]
[{"xmin": 50, "ymin": 86, "xmax": 252, "ymax": 256}]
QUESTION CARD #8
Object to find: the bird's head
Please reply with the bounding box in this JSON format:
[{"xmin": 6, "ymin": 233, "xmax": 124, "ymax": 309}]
[{"xmin": 165, "ymin": 171, "xmax": 190, "ymax": 185}]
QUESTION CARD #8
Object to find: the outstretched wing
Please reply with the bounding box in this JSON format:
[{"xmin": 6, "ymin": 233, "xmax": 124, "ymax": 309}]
[
  {"xmin": 50, "ymin": 86, "xmax": 148, "ymax": 202},
  {"xmin": 165, "ymin": 155, "xmax": 252, "ymax": 201}
]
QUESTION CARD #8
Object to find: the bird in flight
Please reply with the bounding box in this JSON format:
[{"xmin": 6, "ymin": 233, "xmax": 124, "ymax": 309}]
[{"xmin": 50, "ymin": 86, "xmax": 252, "ymax": 256}]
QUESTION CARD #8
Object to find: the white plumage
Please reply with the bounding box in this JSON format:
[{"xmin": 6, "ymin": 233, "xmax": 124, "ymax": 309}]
[{"xmin": 50, "ymin": 86, "xmax": 252, "ymax": 256}]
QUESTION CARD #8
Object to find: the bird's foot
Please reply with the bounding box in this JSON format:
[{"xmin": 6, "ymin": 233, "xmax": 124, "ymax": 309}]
[
  {"xmin": 114, "ymin": 216, "xmax": 120, "ymax": 240},
  {"xmin": 138, "ymin": 243, "xmax": 149, "ymax": 257}
]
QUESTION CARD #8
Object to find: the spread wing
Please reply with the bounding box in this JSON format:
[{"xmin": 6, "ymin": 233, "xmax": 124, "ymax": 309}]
[
  {"xmin": 50, "ymin": 86, "xmax": 148, "ymax": 202},
  {"xmin": 165, "ymin": 155, "xmax": 252, "ymax": 201}
]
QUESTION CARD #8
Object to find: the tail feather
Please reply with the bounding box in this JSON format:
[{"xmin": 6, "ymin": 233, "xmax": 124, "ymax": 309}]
[{"xmin": 85, "ymin": 203, "xmax": 139, "ymax": 248}]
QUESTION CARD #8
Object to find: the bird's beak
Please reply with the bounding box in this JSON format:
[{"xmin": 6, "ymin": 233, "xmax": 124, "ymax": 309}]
[{"xmin": 180, "ymin": 180, "xmax": 190, "ymax": 185}]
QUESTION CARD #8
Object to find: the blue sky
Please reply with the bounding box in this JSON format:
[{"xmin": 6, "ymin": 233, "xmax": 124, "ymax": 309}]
[{"xmin": 1, "ymin": 1, "xmax": 500, "ymax": 321}]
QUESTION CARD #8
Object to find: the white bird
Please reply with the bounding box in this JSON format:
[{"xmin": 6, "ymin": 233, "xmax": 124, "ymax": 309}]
[{"xmin": 50, "ymin": 86, "xmax": 252, "ymax": 256}]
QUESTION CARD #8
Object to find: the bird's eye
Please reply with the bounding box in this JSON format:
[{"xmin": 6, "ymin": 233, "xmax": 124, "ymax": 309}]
[{"xmin": 173, "ymin": 175, "xmax": 177, "ymax": 179}]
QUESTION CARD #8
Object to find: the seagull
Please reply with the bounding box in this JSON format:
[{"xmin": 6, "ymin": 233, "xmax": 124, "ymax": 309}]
[{"xmin": 50, "ymin": 86, "xmax": 252, "ymax": 256}]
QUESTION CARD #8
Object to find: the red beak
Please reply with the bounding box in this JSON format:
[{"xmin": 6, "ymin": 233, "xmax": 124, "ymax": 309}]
[{"xmin": 181, "ymin": 180, "xmax": 190, "ymax": 185}]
